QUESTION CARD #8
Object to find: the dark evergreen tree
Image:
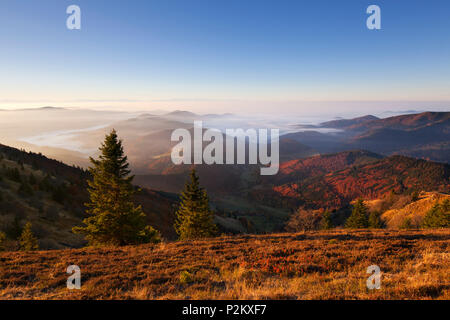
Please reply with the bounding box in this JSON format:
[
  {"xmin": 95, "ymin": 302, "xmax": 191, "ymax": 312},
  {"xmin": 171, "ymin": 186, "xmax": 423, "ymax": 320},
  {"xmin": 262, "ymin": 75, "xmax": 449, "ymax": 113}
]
[
  {"xmin": 18, "ymin": 181, "xmax": 34, "ymax": 196},
  {"xmin": 345, "ymin": 199, "xmax": 369, "ymax": 229},
  {"xmin": 19, "ymin": 222, "xmax": 39, "ymax": 251},
  {"xmin": 7, "ymin": 216, "xmax": 22, "ymax": 239},
  {"xmin": 7, "ymin": 167, "xmax": 21, "ymax": 182},
  {"xmin": 320, "ymin": 211, "xmax": 333, "ymax": 230},
  {"xmin": 0, "ymin": 231, "xmax": 6, "ymax": 252},
  {"xmin": 29, "ymin": 173, "xmax": 37, "ymax": 185},
  {"xmin": 368, "ymin": 211, "xmax": 383, "ymax": 229},
  {"xmin": 422, "ymin": 199, "xmax": 450, "ymax": 228},
  {"xmin": 38, "ymin": 175, "xmax": 52, "ymax": 192},
  {"xmin": 175, "ymin": 169, "xmax": 217, "ymax": 240},
  {"xmin": 73, "ymin": 130, "xmax": 160, "ymax": 246},
  {"xmin": 51, "ymin": 186, "xmax": 66, "ymax": 204}
]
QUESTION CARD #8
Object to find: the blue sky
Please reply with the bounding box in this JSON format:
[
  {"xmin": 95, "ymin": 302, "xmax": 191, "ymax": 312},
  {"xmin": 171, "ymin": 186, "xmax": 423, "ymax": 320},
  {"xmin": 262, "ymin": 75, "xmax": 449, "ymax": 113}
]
[{"xmin": 0, "ymin": 0, "xmax": 449, "ymax": 114}]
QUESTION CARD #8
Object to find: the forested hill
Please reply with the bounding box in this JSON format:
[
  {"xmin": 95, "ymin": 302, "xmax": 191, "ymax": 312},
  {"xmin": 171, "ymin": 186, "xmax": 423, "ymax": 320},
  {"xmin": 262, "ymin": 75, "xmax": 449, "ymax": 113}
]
[
  {"xmin": 0, "ymin": 143, "xmax": 178, "ymax": 249},
  {"xmin": 269, "ymin": 154, "xmax": 449, "ymax": 209}
]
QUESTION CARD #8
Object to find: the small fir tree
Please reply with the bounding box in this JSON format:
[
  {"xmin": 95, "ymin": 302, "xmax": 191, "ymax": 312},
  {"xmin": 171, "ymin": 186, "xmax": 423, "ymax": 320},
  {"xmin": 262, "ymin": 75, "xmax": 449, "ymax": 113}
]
[
  {"xmin": 175, "ymin": 169, "xmax": 217, "ymax": 240},
  {"xmin": 18, "ymin": 181, "xmax": 34, "ymax": 196},
  {"xmin": 19, "ymin": 222, "xmax": 39, "ymax": 251},
  {"xmin": 422, "ymin": 199, "xmax": 450, "ymax": 228},
  {"xmin": 320, "ymin": 211, "xmax": 333, "ymax": 230},
  {"xmin": 29, "ymin": 173, "xmax": 37, "ymax": 185},
  {"xmin": 345, "ymin": 199, "xmax": 369, "ymax": 229},
  {"xmin": 0, "ymin": 231, "xmax": 6, "ymax": 251},
  {"xmin": 8, "ymin": 216, "xmax": 22, "ymax": 239},
  {"xmin": 368, "ymin": 211, "xmax": 383, "ymax": 229}
]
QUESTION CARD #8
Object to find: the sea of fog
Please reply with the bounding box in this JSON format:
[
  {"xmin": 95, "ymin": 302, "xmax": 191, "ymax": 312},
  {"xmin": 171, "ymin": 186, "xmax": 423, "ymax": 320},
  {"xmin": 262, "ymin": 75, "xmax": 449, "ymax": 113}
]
[
  {"xmin": 18, "ymin": 113, "xmax": 342, "ymax": 155},
  {"xmin": 19, "ymin": 124, "xmax": 111, "ymax": 155}
]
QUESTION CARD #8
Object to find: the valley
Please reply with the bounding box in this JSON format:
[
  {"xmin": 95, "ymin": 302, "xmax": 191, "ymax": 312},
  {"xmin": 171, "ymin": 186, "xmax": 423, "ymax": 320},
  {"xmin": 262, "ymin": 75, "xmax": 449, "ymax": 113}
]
[{"xmin": 0, "ymin": 109, "xmax": 448, "ymax": 247}]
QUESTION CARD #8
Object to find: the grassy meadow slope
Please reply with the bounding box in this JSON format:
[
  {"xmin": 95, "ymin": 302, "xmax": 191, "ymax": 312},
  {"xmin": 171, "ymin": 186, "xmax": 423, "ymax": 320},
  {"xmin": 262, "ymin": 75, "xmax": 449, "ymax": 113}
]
[{"xmin": 0, "ymin": 229, "xmax": 448, "ymax": 300}]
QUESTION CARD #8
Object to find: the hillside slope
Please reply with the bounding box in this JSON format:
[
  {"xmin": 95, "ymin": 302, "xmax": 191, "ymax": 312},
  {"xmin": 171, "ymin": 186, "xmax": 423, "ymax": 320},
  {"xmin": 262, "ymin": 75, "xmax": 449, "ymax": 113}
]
[
  {"xmin": 0, "ymin": 144, "xmax": 178, "ymax": 249},
  {"xmin": 276, "ymin": 150, "xmax": 382, "ymax": 183},
  {"xmin": 268, "ymin": 154, "xmax": 449, "ymax": 209}
]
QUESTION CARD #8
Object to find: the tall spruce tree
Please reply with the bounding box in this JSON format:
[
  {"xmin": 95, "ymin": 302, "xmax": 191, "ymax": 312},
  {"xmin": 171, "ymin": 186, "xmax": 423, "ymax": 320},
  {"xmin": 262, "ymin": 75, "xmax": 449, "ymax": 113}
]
[
  {"xmin": 73, "ymin": 130, "xmax": 160, "ymax": 246},
  {"xmin": 345, "ymin": 199, "xmax": 369, "ymax": 229},
  {"xmin": 175, "ymin": 169, "xmax": 217, "ymax": 240}
]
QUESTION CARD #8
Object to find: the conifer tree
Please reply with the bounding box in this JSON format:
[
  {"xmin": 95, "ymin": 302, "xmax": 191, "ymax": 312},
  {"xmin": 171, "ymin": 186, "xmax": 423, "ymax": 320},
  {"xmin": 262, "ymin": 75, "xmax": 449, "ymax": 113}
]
[
  {"xmin": 0, "ymin": 231, "xmax": 6, "ymax": 252},
  {"xmin": 320, "ymin": 211, "xmax": 333, "ymax": 230},
  {"xmin": 9, "ymin": 216, "xmax": 22, "ymax": 239},
  {"xmin": 368, "ymin": 211, "xmax": 383, "ymax": 229},
  {"xmin": 345, "ymin": 199, "xmax": 369, "ymax": 229},
  {"xmin": 18, "ymin": 181, "xmax": 34, "ymax": 196},
  {"xmin": 175, "ymin": 169, "xmax": 217, "ymax": 240},
  {"xmin": 19, "ymin": 222, "xmax": 39, "ymax": 251},
  {"xmin": 422, "ymin": 199, "xmax": 450, "ymax": 228},
  {"xmin": 29, "ymin": 173, "xmax": 36, "ymax": 185},
  {"xmin": 73, "ymin": 130, "xmax": 160, "ymax": 246}
]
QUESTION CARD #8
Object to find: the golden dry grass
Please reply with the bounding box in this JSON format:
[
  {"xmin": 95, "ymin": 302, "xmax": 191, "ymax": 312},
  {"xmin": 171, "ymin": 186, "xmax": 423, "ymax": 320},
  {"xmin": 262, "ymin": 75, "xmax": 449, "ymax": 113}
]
[{"xmin": 0, "ymin": 229, "xmax": 449, "ymax": 300}]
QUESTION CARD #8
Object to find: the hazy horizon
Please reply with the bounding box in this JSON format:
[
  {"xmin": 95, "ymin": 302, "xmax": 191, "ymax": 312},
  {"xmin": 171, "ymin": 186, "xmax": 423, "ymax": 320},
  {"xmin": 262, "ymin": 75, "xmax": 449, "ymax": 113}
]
[{"xmin": 0, "ymin": 102, "xmax": 448, "ymax": 118}]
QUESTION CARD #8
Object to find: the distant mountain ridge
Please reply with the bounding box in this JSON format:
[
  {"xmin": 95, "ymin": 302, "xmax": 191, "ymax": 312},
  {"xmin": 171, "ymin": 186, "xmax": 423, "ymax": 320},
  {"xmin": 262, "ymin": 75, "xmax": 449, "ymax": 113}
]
[
  {"xmin": 321, "ymin": 112, "xmax": 449, "ymax": 131},
  {"xmin": 288, "ymin": 111, "xmax": 449, "ymax": 163},
  {"xmin": 320, "ymin": 115, "xmax": 379, "ymax": 128}
]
